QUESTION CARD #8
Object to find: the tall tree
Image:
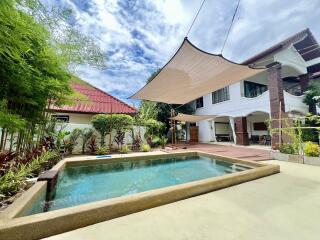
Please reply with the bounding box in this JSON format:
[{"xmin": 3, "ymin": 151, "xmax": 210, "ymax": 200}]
[{"xmin": 0, "ymin": 0, "xmax": 106, "ymax": 152}]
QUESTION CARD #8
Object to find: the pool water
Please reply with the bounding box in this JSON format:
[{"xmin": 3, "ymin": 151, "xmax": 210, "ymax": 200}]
[{"xmin": 26, "ymin": 156, "xmax": 251, "ymax": 215}]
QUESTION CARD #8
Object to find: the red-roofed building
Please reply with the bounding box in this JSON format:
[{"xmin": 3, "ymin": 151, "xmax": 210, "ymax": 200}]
[{"xmin": 49, "ymin": 79, "xmax": 137, "ymax": 125}]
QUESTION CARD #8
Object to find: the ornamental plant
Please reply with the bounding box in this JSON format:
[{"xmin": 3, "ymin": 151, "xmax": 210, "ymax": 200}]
[
  {"xmin": 97, "ymin": 146, "xmax": 108, "ymax": 155},
  {"xmin": 120, "ymin": 145, "xmax": 131, "ymax": 154},
  {"xmin": 304, "ymin": 142, "xmax": 320, "ymax": 157},
  {"xmin": 278, "ymin": 144, "xmax": 297, "ymax": 155},
  {"xmin": 79, "ymin": 128, "xmax": 94, "ymax": 154},
  {"xmin": 141, "ymin": 144, "xmax": 151, "ymax": 152},
  {"xmin": 159, "ymin": 136, "xmax": 168, "ymax": 149},
  {"xmin": 0, "ymin": 150, "xmax": 60, "ymax": 199},
  {"xmin": 91, "ymin": 114, "xmax": 113, "ymax": 147},
  {"xmin": 112, "ymin": 114, "xmax": 133, "ymax": 149},
  {"xmin": 87, "ymin": 135, "xmax": 98, "ymax": 154},
  {"xmin": 63, "ymin": 128, "xmax": 81, "ymax": 154}
]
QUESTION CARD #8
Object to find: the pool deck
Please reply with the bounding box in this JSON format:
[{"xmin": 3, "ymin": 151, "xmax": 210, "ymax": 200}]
[
  {"xmin": 45, "ymin": 160, "xmax": 320, "ymax": 240},
  {"xmin": 167, "ymin": 143, "xmax": 271, "ymax": 161}
]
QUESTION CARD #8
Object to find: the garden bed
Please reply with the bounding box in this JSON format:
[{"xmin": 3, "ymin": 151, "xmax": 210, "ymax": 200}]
[{"xmin": 270, "ymin": 150, "xmax": 320, "ymax": 166}]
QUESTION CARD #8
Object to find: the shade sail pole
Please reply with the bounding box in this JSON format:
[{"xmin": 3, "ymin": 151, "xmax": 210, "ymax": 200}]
[
  {"xmin": 171, "ymin": 108, "xmax": 174, "ymax": 149},
  {"xmin": 109, "ymin": 103, "xmax": 113, "ymax": 151},
  {"xmin": 173, "ymin": 109, "xmax": 176, "ymax": 146}
]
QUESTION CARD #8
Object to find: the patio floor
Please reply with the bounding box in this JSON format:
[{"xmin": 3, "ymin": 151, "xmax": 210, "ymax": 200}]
[
  {"xmin": 170, "ymin": 143, "xmax": 271, "ymax": 161},
  {"xmin": 45, "ymin": 160, "xmax": 320, "ymax": 240}
]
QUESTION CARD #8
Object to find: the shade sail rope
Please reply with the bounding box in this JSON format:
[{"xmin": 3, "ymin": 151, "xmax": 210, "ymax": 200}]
[
  {"xmin": 186, "ymin": 0, "xmax": 207, "ymax": 37},
  {"xmin": 221, "ymin": 0, "xmax": 241, "ymax": 54}
]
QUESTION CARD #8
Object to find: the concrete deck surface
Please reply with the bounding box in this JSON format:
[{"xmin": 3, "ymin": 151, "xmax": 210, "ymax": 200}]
[
  {"xmin": 45, "ymin": 160, "xmax": 320, "ymax": 240},
  {"xmin": 174, "ymin": 143, "xmax": 271, "ymax": 161}
]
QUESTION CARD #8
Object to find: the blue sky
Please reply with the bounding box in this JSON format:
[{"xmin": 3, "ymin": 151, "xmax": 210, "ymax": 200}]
[{"xmin": 43, "ymin": 0, "xmax": 320, "ymax": 107}]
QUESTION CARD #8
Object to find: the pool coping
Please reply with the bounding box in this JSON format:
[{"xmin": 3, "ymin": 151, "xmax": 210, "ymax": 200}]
[{"xmin": 0, "ymin": 151, "xmax": 280, "ymax": 240}]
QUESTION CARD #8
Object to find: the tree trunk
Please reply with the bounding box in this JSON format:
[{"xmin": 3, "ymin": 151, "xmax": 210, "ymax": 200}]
[
  {"xmin": 3, "ymin": 129, "xmax": 8, "ymax": 151},
  {"xmin": 82, "ymin": 142, "xmax": 85, "ymax": 154},
  {"xmin": 0, "ymin": 128, "xmax": 5, "ymax": 151},
  {"xmin": 9, "ymin": 132, "xmax": 14, "ymax": 152}
]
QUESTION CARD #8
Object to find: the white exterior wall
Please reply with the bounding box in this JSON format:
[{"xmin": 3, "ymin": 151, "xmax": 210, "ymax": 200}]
[
  {"xmin": 53, "ymin": 112, "xmax": 94, "ymax": 125},
  {"xmin": 195, "ymin": 82, "xmax": 272, "ymax": 142},
  {"xmin": 196, "ymin": 82, "xmax": 271, "ymax": 118},
  {"xmin": 52, "ymin": 112, "xmax": 145, "ymax": 153},
  {"xmin": 194, "ymin": 48, "xmax": 311, "ymax": 143}
]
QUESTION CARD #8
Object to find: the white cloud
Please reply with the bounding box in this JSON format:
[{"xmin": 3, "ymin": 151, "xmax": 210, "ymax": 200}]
[{"xmin": 45, "ymin": 0, "xmax": 320, "ymax": 104}]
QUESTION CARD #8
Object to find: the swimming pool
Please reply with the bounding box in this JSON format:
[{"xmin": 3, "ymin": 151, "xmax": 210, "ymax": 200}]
[
  {"xmin": 1, "ymin": 152, "xmax": 279, "ymax": 240},
  {"xmin": 27, "ymin": 155, "xmax": 252, "ymax": 215}
]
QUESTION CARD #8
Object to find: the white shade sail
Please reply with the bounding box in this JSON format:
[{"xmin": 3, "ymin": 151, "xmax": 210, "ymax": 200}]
[
  {"xmin": 170, "ymin": 113, "xmax": 215, "ymax": 122},
  {"xmin": 130, "ymin": 38, "xmax": 264, "ymax": 104}
]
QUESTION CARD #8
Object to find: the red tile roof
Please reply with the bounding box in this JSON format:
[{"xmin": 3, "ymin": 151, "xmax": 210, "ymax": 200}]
[{"xmin": 50, "ymin": 82, "xmax": 137, "ymax": 114}]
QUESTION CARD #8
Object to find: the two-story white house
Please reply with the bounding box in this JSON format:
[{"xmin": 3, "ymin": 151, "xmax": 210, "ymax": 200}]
[{"xmin": 194, "ymin": 29, "xmax": 320, "ymax": 147}]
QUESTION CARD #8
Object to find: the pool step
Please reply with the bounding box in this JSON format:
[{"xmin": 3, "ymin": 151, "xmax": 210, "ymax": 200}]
[{"xmin": 225, "ymin": 164, "xmax": 252, "ymax": 174}]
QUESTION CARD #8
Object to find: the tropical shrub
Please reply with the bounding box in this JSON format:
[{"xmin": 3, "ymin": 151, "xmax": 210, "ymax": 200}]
[
  {"xmin": 120, "ymin": 145, "xmax": 131, "ymax": 154},
  {"xmin": 114, "ymin": 131, "xmax": 125, "ymax": 149},
  {"xmin": 0, "ymin": 151, "xmax": 17, "ymax": 176},
  {"xmin": 0, "ymin": 150, "xmax": 60, "ymax": 199},
  {"xmin": 91, "ymin": 114, "xmax": 112, "ymax": 147},
  {"xmin": 159, "ymin": 136, "xmax": 168, "ymax": 149},
  {"xmin": 97, "ymin": 146, "xmax": 108, "ymax": 155},
  {"xmin": 303, "ymin": 83, "xmax": 320, "ymax": 114},
  {"xmin": 132, "ymin": 135, "xmax": 142, "ymax": 151},
  {"xmin": 63, "ymin": 128, "xmax": 81, "ymax": 154},
  {"xmin": 151, "ymin": 136, "xmax": 160, "ymax": 147},
  {"xmin": 278, "ymin": 144, "xmax": 297, "ymax": 155},
  {"xmin": 141, "ymin": 144, "xmax": 151, "ymax": 152},
  {"xmin": 80, "ymin": 128, "xmax": 94, "ymax": 154},
  {"xmin": 301, "ymin": 114, "xmax": 320, "ymax": 142},
  {"xmin": 112, "ymin": 114, "xmax": 133, "ymax": 132},
  {"xmin": 304, "ymin": 142, "xmax": 320, "ymax": 157},
  {"xmin": 54, "ymin": 129, "xmax": 70, "ymax": 152},
  {"xmin": 87, "ymin": 135, "xmax": 98, "ymax": 154},
  {"xmin": 112, "ymin": 114, "xmax": 133, "ymax": 149},
  {"xmin": 21, "ymin": 146, "xmax": 44, "ymax": 164},
  {"xmin": 144, "ymin": 119, "xmax": 165, "ymax": 138}
]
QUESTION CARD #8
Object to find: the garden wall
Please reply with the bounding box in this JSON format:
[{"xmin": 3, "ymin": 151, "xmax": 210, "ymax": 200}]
[{"xmin": 63, "ymin": 124, "xmax": 146, "ymax": 154}]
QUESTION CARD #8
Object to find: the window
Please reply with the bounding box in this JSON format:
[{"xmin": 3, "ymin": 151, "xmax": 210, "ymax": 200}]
[
  {"xmin": 196, "ymin": 97, "xmax": 204, "ymax": 108},
  {"xmin": 244, "ymin": 81, "xmax": 267, "ymax": 98},
  {"xmin": 212, "ymin": 87, "xmax": 230, "ymax": 104},
  {"xmin": 253, "ymin": 122, "xmax": 268, "ymax": 131},
  {"xmin": 52, "ymin": 115, "xmax": 69, "ymax": 122}
]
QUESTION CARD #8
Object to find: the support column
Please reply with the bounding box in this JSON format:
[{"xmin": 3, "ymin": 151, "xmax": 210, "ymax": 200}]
[
  {"xmin": 229, "ymin": 117, "xmax": 236, "ymax": 144},
  {"xmin": 234, "ymin": 117, "xmax": 249, "ymax": 145},
  {"xmin": 210, "ymin": 120, "xmax": 217, "ymax": 142},
  {"xmin": 267, "ymin": 63, "xmax": 285, "ymax": 149}
]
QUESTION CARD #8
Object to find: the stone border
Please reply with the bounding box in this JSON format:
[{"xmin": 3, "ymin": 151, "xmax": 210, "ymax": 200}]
[
  {"xmin": 0, "ymin": 151, "xmax": 280, "ymax": 240},
  {"xmin": 270, "ymin": 150, "xmax": 320, "ymax": 166}
]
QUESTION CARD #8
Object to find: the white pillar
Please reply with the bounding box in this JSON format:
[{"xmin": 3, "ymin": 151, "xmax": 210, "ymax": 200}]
[{"xmin": 229, "ymin": 117, "xmax": 236, "ymax": 144}]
